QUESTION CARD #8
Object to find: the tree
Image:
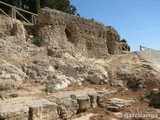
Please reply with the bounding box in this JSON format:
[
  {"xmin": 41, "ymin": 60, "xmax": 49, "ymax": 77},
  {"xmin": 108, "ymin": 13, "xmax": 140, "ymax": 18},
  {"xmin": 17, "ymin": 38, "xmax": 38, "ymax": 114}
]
[
  {"xmin": 41, "ymin": 0, "xmax": 77, "ymax": 14},
  {"xmin": 120, "ymin": 39, "xmax": 127, "ymax": 43},
  {"xmin": 67, "ymin": 5, "xmax": 77, "ymax": 14},
  {"xmin": 1, "ymin": 0, "xmax": 77, "ymax": 14},
  {"xmin": 35, "ymin": 0, "xmax": 41, "ymax": 12}
]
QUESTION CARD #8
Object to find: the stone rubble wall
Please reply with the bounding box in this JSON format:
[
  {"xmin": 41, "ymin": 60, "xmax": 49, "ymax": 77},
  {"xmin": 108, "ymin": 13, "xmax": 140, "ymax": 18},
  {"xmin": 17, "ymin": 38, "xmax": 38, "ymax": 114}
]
[
  {"xmin": 38, "ymin": 8, "xmax": 122, "ymax": 58},
  {"xmin": 0, "ymin": 89, "xmax": 135, "ymax": 120}
]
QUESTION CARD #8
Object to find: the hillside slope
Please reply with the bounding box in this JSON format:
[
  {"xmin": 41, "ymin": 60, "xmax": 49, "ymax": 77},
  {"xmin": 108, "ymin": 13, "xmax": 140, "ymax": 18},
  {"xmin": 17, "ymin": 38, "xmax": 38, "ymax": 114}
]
[{"xmin": 0, "ymin": 13, "xmax": 160, "ymax": 120}]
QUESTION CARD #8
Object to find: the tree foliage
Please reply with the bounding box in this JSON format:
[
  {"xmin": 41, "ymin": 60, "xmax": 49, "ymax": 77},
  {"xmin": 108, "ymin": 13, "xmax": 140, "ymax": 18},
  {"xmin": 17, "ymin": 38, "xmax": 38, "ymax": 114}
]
[
  {"xmin": 121, "ymin": 39, "xmax": 131, "ymax": 51},
  {"xmin": 1, "ymin": 0, "xmax": 77, "ymax": 14}
]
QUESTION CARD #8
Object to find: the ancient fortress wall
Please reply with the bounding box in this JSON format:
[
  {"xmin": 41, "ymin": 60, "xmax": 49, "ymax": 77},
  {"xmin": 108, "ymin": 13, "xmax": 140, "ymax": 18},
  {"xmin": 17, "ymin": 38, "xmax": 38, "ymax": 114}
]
[{"xmin": 38, "ymin": 8, "xmax": 122, "ymax": 58}]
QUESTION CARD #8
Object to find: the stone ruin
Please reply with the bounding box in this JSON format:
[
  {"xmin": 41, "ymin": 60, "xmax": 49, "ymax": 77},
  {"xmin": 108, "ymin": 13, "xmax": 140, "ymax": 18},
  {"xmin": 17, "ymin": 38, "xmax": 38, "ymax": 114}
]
[{"xmin": 38, "ymin": 8, "xmax": 122, "ymax": 58}]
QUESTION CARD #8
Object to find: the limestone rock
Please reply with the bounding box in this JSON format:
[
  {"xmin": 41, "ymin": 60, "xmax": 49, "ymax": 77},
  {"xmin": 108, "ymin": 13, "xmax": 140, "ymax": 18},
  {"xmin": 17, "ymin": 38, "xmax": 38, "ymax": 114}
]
[
  {"xmin": 0, "ymin": 60, "xmax": 26, "ymax": 81},
  {"xmin": 53, "ymin": 75, "xmax": 71, "ymax": 90},
  {"xmin": 28, "ymin": 99, "xmax": 58, "ymax": 120},
  {"xmin": 0, "ymin": 79, "xmax": 17, "ymax": 90},
  {"xmin": 57, "ymin": 65, "xmax": 78, "ymax": 79},
  {"xmin": 0, "ymin": 104, "xmax": 29, "ymax": 120},
  {"xmin": 110, "ymin": 79, "xmax": 125, "ymax": 89},
  {"xmin": 47, "ymin": 46, "xmax": 64, "ymax": 58},
  {"xmin": 85, "ymin": 75, "xmax": 107, "ymax": 85},
  {"xmin": 0, "ymin": 15, "xmax": 25, "ymax": 38},
  {"xmin": 23, "ymin": 60, "xmax": 71, "ymax": 90},
  {"xmin": 151, "ymin": 88, "xmax": 160, "ymax": 95},
  {"xmin": 99, "ymin": 98, "xmax": 135, "ymax": 112},
  {"xmin": 0, "ymin": 60, "xmax": 25, "ymax": 90},
  {"xmin": 22, "ymin": 60, "xmax": 55, "ymax": 81},
  {"xmin": 88, "ymin": 93, "xmax": 98, "ymax": 108},
  {"xmin": 57, "ymin": 96, "xmax": 79, "ymax": 119},
  {"xmin": 77, "ymin": 95, "xmax": 91, "ymax": 112},
  {"xmin": 38, "ymin": 8, "xmax": 122, "ymax": 58},
  {"xmin": 11, "ymin": 20, "xmax": 26, "ymax": 39}
]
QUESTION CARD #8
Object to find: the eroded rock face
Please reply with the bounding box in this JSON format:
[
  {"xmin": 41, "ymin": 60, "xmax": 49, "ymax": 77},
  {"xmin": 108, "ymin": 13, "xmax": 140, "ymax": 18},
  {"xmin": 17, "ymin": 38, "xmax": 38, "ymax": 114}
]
[
  {"xmin": 0, "ymin": 60, "xmax": 26, "ymax": 90},
  {"xmin": 22, "ymin": 60, "xmax": 71, "ymax": 90},
  {"xmin": 38, "ymin": 8, "xmax": 122, "ymax": 58},
  {"xmin": 0, "ymin": 15, "xmax": 25, "ymax": 38},
  {"xmin": 0, "ymin": 60, "xmax": 25, "ymax": 81}
]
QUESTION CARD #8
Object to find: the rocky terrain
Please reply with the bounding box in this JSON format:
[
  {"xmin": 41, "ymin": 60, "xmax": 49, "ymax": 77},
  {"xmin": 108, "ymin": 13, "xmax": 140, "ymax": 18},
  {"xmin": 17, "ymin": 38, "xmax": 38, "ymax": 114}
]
[{"xmin": 0, "ymin": 8, "xmax": 160, "ymax": 120}]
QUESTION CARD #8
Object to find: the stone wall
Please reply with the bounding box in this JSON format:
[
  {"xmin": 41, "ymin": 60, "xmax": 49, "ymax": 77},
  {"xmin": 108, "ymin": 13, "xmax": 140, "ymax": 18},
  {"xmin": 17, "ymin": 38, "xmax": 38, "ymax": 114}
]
[{"xmin": 38, "ymin": 8, "xmax": 122, "ymax": 58}]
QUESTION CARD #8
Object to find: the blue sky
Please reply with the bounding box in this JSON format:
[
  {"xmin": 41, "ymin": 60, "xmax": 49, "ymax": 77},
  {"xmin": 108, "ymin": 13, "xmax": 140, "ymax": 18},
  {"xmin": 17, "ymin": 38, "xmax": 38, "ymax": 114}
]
[{"xmin": 70, "ymin": 0, "xmax": 160, "ymax": 51}]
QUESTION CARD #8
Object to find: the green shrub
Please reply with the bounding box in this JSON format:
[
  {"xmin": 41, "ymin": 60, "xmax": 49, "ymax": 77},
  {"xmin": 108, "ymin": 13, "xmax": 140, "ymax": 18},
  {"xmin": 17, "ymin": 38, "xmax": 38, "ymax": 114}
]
[
  {"xmin": 10, "ymin": 93, "xmax": 18, "ymax": 98},
  {"xmin": 45, "ymin": 85, "xmax": 54, "ymax": 93},
  {"xmin": 32, "ymin": 36, "xmax": 42, "ymax": 46}
]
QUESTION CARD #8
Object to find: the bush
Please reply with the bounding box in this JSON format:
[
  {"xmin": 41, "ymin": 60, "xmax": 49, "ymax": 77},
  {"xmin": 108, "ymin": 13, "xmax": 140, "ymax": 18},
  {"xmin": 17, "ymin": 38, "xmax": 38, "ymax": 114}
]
[
  {"xmin": 10, "ymin": 93, "xmax": 18, "ymax": 98},
  {"xmin": 45, "ymin": 85, "xmax": 54, "ymax": 93},
  {"xmin": 32, "ymin": 36, "xmax": 42, "ymax": 46},
  {"xmin": 120, "ymin": 39, "xmax": 127, "ymax": 43}
]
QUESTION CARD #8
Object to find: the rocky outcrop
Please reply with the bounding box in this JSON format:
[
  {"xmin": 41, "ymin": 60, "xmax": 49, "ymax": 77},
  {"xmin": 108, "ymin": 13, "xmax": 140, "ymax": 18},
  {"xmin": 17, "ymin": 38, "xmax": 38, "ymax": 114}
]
[
  {"xmin": 38, "ymin": 8, "xmax": 122, "ymax": 58},
  {"xmin": 22, "ymin": 60, "xmax": 71, "ymax": 90},
  {"xmin": 1, "ymin": 8, "xmax": 160, "ymax": 120},
  {"xmin": 99, "ymin": 97, "xmax": 135, "ymax": 112},
  {"xmin": 0, "ymin": 15, "xmax": 25, "ymax": 39},
  {"xmin": 57, "ymin": 96, "xmax": 79, "ymax": 119},
  {"xmin": 28, "ymin": 99, "xmax": 58, "ymax": 120},
  {"xmin": 0, "ymin": 99, "xmax": 58, "ymax": 120},
  {"xmin": 0, "ymin": 60, "xmax": 26, "ymax": 90}
]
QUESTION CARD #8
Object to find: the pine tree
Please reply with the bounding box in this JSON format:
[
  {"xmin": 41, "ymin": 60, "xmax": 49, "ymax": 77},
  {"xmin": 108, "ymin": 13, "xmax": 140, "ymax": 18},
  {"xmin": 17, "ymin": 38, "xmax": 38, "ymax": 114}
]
[
  {"xmin": 1, "ymin": 0, "xmax": 77, "ymax": 14},
  {"xmin": 41, "ymin": 0, "xmax": 77, "ymax": 14}
]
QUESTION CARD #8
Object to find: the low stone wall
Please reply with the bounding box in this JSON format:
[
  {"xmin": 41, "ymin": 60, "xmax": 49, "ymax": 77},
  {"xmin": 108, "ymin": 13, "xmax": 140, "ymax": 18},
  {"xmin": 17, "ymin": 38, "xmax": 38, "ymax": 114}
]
[
  {"xmin": 0, "ymin": 92, "xmax": 98, "ymax": 120},
  {"xmin": 38, "ymin": 8, "xmax": 122, "ymax": 58}
]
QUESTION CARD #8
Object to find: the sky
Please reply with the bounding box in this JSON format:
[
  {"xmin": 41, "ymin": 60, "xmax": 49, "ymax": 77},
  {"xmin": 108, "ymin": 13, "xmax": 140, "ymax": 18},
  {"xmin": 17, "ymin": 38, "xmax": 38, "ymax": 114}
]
[{"xmin": 70, "ymin": 0, "xmax": 160, "ymax": 51}]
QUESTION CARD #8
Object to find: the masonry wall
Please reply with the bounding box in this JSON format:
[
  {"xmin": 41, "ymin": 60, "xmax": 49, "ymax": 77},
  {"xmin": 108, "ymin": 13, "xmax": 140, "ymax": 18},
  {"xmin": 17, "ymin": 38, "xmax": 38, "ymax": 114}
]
[{"xmin": 38, "ymin": 8, "xmax": 122, "ymax": 58}]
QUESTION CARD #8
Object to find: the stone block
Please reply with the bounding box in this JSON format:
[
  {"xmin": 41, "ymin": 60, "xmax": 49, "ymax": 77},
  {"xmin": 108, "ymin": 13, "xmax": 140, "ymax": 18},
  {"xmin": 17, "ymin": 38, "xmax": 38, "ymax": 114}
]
[
  {"xmin": 57, "ymin": 96, "xmax": 79, "ymax": 119},
  {"xmin": 28, "ymin": 99, "xmax": 58, "ymax": 120},
  {"xmin": 0, "ymin": 104, "xmax": 29, "ymax": 120},
  {"xmin": 88, "ymin": 93, "xmax": 98, "ymax": 108},
  {"xmin": 77, "ymin": 96, "xmax": 90, "ymax": 112},
  {"xmin": 99, "ymin": 98, "xmax": 135, "ymax": 112}
]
